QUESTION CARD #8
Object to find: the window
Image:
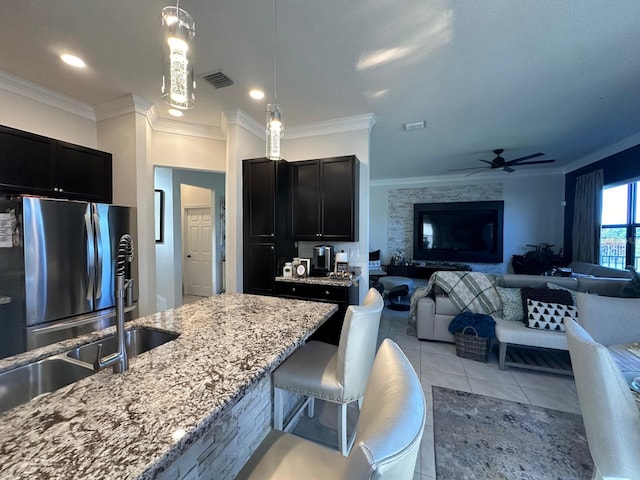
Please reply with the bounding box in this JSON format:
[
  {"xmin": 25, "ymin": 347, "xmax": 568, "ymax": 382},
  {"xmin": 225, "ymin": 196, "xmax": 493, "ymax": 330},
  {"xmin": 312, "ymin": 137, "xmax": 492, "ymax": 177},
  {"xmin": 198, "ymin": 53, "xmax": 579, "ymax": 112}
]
[{"xmin": 600, "ymin": 181, "xmax": 640, "ymax": 269}]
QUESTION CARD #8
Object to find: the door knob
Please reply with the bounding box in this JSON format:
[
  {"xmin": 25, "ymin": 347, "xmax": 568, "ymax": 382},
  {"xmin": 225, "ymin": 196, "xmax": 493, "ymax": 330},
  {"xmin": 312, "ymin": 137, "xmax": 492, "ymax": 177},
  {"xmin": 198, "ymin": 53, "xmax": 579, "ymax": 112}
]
[{"xmin": 187, "ymin": 254, "xmax": 192, "ymax": 258}]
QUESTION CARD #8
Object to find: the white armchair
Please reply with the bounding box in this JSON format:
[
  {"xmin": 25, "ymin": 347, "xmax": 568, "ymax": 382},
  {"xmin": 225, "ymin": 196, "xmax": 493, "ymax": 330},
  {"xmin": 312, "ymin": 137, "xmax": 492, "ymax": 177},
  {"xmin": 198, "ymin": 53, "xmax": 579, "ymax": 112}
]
[
  {"xmin": 575, "ymin": 292, "xmax": 640, "ymax": 346},
  {"xmin": 565, "ymin": 319, "xmax": 640, "ymax": 480}
]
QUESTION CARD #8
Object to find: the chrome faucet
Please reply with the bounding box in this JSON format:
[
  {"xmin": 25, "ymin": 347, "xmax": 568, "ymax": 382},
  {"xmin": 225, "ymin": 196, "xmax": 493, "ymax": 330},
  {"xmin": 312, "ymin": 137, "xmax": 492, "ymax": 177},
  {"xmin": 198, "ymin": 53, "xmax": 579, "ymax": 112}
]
[{"xmin": 94, "ymin": 234, "xmax": 134, "ymax": 373}]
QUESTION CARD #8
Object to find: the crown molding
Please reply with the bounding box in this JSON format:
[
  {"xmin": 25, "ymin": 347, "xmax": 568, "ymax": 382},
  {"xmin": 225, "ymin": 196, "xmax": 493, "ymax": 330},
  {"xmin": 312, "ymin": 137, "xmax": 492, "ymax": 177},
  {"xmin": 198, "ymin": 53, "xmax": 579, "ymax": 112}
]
[
  {"xmin": 146, "ymin": 104, "xmax": 159, "ymax": 127},
  {"xmin": 95, "ymin": 95, "xmax": 224, "ymax": 140},
  {"xmin": 0, "ymin": 69, "xmax": 96, "ymax": 121},
  {"xmin": 562, "ymin": 130, "xmax": 640, "ymax": 174},
  {"xmin": 153, "ymin": 118, "xmax": 226, "ymax": 140},
  {"xmin": 370, "ymin": 166, "xmax": 565, "ymax": 187},
  {"xmin": 222, "ymin": 108, "xmax": 264, "ymax": 139},
  {"xmin": 93, "ymin": 94, "xmax": 153, "ymax": 121},
  {"xmin": 287, "ymin": 113, "xmax": 377, "ymax": 139}
]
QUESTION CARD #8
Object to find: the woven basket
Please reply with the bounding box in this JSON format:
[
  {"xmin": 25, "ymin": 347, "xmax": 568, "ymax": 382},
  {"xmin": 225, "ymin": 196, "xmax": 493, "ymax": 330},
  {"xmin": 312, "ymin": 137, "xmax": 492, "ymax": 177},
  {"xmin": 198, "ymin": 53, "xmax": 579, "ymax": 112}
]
[{"xmin": 454, "ymin": 326, "xmax": 491, "ymax": 363}]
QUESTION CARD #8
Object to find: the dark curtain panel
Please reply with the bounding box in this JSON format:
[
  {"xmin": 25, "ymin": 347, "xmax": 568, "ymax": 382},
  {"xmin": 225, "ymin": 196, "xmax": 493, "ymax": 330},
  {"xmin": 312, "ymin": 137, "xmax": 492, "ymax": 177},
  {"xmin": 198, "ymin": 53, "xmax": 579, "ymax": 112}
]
[{"xmin": 571, "ymin": 169, "xmax": 603, "ymax": 263}]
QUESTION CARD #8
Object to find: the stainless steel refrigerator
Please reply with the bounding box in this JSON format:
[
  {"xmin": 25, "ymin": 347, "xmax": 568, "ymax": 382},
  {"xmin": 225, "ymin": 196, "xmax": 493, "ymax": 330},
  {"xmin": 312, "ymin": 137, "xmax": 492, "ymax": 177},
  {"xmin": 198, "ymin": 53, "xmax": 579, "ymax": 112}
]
[{"xmin": 0, "ymin": 197, "xmax": 138, "ymax": 359}]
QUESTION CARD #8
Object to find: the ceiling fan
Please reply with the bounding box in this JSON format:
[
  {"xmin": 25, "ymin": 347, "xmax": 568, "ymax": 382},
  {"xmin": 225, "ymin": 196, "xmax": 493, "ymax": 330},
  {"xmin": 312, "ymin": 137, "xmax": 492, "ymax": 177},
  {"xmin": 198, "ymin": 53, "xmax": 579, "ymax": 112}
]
[{"xmin": 450, "ymin": 149, "xmax": 556, "ymax": 175}]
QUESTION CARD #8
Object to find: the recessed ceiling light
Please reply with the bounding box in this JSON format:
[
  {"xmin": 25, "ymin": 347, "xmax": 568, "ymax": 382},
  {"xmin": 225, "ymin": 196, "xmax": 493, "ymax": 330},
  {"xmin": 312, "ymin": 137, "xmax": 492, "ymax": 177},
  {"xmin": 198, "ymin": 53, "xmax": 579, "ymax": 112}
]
[
  {"xmin": 168, "ymin": 108, "xmax": 184, "ymax": 117},
  {"xmin": 60, "ymin": 53, "xmax": 86, "ymax": 68},
  {"xmin": 249, "ymin": 89, "xmax": 265, "ymax": 100}
]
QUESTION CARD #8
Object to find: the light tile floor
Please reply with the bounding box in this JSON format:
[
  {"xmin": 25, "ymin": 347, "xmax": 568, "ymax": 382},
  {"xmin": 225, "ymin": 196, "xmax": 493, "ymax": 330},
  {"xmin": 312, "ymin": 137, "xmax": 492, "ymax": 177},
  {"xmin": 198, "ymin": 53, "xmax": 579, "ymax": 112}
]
[
  {"xmin": 293, "ymin": 306, "xmax": 582, "ymax": 480},
  {"xmin": 378, "ymin": 307, "xmax": 581, "ymax": 480}
]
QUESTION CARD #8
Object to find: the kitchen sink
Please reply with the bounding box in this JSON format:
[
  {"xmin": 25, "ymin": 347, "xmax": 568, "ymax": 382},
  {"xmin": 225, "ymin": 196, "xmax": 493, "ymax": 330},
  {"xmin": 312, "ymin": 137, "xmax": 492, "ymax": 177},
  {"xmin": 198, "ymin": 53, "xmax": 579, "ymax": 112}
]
[
  {"xmin": 0, "ymin": 357, "xmax": 95, "ymax": 414},
  {"xmin": 66, "ymin": 327, "xmax": 179, "ymax": 365},
  {"xmin": 0, "ymin": 327, "xmax": 179, "ymax": 415}
]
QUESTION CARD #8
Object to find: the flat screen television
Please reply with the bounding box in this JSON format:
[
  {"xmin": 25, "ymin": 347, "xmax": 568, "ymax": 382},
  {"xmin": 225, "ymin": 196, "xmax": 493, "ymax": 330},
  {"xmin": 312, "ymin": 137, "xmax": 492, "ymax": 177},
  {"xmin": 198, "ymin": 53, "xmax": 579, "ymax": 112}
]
[{"xmin": 413, "ymin": 201, "xmax": 504, "ymax": 263}]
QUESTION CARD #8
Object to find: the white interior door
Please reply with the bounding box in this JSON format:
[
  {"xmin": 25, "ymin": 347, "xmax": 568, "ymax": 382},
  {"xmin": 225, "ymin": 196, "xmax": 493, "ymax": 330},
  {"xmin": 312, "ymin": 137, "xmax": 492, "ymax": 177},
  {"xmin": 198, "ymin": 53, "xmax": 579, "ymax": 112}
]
[{"xmin": 185, "ymin": 207, "xmax": 213, "ymax": 296}]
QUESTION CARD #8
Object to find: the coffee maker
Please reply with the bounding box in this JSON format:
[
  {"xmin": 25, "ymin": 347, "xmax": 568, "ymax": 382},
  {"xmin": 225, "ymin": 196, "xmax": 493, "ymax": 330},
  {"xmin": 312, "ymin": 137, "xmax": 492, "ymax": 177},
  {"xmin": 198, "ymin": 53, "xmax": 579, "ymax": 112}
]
[{"xmin": 311, "ymin": 245, "xmax": 334, "ymax": 276}]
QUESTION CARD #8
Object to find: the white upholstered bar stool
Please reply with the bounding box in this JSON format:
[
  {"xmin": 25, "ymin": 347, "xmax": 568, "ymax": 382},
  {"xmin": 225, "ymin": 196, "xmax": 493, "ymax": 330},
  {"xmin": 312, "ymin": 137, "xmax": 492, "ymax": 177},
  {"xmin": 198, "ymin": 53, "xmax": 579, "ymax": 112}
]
[
  {"xmin": 272, "ymin": 287, "xmax": 384, "ymax": 456},
  {"xmin": 236, "ymin": 339, "xmax": 426, "ymax": 480},
  {"xmin": 565, "ymin": 319, "xmax": 640, "ymax": 480}
]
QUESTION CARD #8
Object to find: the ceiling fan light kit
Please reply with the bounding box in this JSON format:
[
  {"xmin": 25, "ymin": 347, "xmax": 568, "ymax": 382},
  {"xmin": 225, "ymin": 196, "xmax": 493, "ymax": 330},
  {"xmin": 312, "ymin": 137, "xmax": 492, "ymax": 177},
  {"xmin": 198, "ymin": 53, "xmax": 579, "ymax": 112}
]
[{"xmin": 449, "ymin": 148, "xmax": 556, "ymax": 175}]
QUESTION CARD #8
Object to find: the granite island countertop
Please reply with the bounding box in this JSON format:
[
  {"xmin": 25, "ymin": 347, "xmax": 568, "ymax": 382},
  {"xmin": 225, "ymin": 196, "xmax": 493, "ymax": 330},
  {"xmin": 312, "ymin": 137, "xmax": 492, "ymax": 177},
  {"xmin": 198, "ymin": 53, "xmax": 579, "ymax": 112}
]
[{"xmin": 0, "ymin": 293, "xmax": 337, "ymax": 479}]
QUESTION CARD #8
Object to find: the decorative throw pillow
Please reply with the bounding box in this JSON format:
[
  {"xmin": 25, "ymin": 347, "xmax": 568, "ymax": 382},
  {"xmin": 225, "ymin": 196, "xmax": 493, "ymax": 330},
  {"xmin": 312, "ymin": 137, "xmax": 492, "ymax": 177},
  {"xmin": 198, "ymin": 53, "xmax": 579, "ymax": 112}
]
[
  {"xmin": 546, "ymin": 282, "xmax": 577, "ymax": 305},
  {"xmin": 526, "ymin": 299, "xmax": 578, "ymax": 332},
  {"xmin": 495, "ymin": 286, "xmax": 524, "ymax": 322},
  {"xmin": 520, "ymin": 287, "xmax": 573, "ymax": 325}
]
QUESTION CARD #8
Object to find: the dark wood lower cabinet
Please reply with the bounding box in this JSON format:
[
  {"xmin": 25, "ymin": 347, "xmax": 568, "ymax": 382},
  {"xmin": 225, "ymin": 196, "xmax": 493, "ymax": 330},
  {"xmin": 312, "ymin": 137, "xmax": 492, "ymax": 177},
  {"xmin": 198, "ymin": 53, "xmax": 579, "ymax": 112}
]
[{"xmin": 274, "ymin": 280, "xmax": 359, "ymax": 345}]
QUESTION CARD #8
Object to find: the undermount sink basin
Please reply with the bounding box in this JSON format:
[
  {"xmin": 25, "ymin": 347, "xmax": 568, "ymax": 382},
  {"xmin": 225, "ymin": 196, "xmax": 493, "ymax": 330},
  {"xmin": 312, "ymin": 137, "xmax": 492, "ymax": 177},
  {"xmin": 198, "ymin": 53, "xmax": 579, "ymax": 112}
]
[
  {"xmin": 0, "ymin": 357, "xmax": 94, "ymax": 414},
  {"xmin": 0, "ymin": 327, "xmax": 179, "ymax": 415},
  {"xmin": 66, "ymin": 327, "xmax": 179, "ymax": 365}
]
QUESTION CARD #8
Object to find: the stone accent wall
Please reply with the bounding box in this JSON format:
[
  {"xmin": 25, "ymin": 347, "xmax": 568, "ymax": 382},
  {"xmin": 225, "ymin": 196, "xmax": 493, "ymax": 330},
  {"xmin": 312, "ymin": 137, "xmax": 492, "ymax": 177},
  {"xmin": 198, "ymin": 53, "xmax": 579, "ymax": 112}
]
[
  {"xmin": 388, "ymin": 184, "xmax": 503, "ymax": 273},
  {"xmin": 156, "ymin": 376, "xmax": 308, "ymax": 480},
  {"xmin": 158, "ymin": 375, "xmax": 273, "ymax": 480}
]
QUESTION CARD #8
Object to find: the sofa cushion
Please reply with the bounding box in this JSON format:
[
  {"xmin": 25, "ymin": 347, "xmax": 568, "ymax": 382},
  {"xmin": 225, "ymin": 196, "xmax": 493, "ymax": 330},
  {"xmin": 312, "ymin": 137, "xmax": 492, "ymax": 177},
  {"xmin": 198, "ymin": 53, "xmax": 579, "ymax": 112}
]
[
  {"xmin": 520, "ymin": 287, "xmax": 573, "ymax": 324},
  {"xmin": 435, "ymin": 295, "xmax": 461, "ymax": 316},
  {"xmin": 576, "ymin": 276, "xmax": 629, "ymax": 297},
  {"xmin": 495, "ymin": 319, "xmax": 569, "ymax": 350},
  {"xmin": 501, "ymin": 274, "xmax": 578, "ymax": 290},
  {"xmin": 495, "ymin": 286, "xmax": 524, "ymax": 322},
  {"xmin": 525, "ymin": 299, "xmax": 578, "ymax": 332},
  {"xmin": 569, "ymin": 261, "xmax": 631, "ymax": 279},
  {"xmin": 546, "ymin": 281, "xmax": 577, "ymax": 305}
]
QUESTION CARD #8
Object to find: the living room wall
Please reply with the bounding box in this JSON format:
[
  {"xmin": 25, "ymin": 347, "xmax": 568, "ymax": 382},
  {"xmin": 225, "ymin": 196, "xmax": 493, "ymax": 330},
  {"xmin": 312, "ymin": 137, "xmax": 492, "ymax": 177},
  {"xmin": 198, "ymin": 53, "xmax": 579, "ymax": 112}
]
[{"xmin": 370, "ymin": 173, "xmax": 565, "ymax": 274}]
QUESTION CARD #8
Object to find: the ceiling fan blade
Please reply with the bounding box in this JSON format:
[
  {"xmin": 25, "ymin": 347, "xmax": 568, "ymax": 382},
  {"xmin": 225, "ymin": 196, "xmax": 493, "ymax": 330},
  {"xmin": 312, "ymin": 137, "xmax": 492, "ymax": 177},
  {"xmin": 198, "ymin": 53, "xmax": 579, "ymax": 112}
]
[
  {"xmin": 503, "ymin": 166, "xmax": 515, "ymax": 173},
  {"xmin": 505, "ymin": 152, "xmax": 544, "ymax": 165},
  {"xmin": 512, "ymin": 159, "xmax": 556, "ymax": 166},
  {"xmin": 448, "ymin": 166, "xmax": 488, "ymax": 172},
  {"xmin": 478, "ymin": 159, "xmax": 493, "ymax": 165}
]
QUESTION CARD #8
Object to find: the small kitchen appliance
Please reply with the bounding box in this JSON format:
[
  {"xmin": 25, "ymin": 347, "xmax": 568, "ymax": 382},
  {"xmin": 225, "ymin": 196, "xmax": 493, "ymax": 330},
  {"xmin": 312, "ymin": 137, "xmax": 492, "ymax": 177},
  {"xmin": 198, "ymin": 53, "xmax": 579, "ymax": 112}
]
[{"xmin": 311, "ymin": 245, "xmax": 334, "ymax": 277}]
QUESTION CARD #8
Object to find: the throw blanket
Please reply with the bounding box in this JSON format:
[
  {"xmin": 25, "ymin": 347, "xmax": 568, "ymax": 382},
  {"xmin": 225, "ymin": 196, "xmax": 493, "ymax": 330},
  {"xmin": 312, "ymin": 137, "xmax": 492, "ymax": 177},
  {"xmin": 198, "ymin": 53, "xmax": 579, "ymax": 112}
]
[{"xmin": 409, "ymin": 271, "xmax": 501, "ymax": 325}]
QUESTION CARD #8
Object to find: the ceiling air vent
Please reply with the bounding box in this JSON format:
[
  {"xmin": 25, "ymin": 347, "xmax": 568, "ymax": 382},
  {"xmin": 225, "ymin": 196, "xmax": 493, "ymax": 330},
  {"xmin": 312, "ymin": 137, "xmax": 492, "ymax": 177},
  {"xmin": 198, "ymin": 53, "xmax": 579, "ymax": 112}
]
[{"xmin": 202, "ymin": 71, "xmax": 234, "ymax": 89}]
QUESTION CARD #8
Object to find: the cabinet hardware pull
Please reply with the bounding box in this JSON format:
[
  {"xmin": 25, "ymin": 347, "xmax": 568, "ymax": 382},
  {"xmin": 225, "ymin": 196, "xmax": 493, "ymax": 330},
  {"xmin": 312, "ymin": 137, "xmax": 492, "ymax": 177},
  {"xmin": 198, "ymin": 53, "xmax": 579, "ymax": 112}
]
[
  {"xmin": 271, "ymin": 246, "xmax": 274, "ymax": 250},
  {"xmin": 325, "ymin": 290, "xmax": 330, "ymax": 295},
  {"xmin": 292, "ymin": 287, "xmax": 296, "ymax": 292}
]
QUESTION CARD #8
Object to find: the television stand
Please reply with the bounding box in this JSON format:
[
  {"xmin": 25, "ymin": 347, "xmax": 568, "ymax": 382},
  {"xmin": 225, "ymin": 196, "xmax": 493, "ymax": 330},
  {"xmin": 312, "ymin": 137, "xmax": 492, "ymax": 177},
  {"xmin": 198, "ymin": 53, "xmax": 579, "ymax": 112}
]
[{"xmin": 385, "ymin": 263, "xmax": 471, "ymax": 280}]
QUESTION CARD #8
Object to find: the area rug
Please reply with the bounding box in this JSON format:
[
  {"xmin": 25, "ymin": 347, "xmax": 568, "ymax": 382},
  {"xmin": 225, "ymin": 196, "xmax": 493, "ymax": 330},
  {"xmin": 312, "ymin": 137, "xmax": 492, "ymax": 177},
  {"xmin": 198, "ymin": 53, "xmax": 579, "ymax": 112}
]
[{"xmin": 433, "ymin": 387, "xmax": 594, "ymax": 480}]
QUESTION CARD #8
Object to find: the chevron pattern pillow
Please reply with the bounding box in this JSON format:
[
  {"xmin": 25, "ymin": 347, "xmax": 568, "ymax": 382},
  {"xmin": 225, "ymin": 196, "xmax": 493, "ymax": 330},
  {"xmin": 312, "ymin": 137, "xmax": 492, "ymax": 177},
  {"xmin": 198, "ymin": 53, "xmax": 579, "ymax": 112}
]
[{"xmin": 526, "ymin": 299, "xmax": 578, "ymax": 332}]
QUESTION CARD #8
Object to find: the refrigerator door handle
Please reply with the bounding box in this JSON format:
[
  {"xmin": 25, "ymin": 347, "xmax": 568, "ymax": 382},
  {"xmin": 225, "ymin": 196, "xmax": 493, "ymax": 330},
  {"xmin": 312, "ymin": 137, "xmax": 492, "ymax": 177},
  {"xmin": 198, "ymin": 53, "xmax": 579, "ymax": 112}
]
[
  {"xmin": 93, "ymin": 209, "xmax": 103, "ymax": 300},
  {"xmin": 84, "ymin": 211, "xmax": 95, "ymax": 301},
  {"xmin": 28, "ymin": 304, "xmax": 137, "ymax": 335}
]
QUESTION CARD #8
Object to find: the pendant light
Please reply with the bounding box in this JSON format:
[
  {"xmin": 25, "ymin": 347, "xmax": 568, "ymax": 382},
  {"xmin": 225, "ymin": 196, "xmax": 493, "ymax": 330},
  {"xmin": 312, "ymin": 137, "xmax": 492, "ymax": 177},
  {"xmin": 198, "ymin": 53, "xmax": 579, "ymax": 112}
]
[
  {"xmin": 161, "ymin": 1, "xmax": 196, "ymax": 110},
  {"xmin": 266, "ymin": 0, "xmax": 283, "ymax": 160}
]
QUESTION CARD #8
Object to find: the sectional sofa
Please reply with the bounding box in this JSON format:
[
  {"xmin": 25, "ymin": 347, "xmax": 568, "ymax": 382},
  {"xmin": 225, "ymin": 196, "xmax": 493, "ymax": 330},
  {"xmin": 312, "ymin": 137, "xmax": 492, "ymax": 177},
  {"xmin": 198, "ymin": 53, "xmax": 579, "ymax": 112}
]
[{"xmin": 414, "ymin": 273, "xmax": 630, "ymax": 374}]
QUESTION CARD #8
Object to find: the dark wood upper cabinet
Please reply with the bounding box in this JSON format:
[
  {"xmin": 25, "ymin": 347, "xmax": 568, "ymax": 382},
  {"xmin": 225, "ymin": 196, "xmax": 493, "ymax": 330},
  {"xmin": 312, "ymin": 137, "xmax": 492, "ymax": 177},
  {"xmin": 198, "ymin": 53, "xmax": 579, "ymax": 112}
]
[
  {"xmin": 291, "ymin": 155, "xmax": 359, "ymax": 241},
  {"xmin": 0, "ymin": 125, "xmax": 55, "ymax": 195},
  {"xmin": 243, "ymin": 158, "xmax": 277, "ymax": 242},
  {"xmin": 242, "ymin": 158, "xmax": 297, "ymax": 295},
  {"xmin": 55, "ymin": 141, "xmax": 112, "ymax": 203},
  {"xmin": 0, "ymin": 124, "xmax": 113, "ymax": 203}
]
